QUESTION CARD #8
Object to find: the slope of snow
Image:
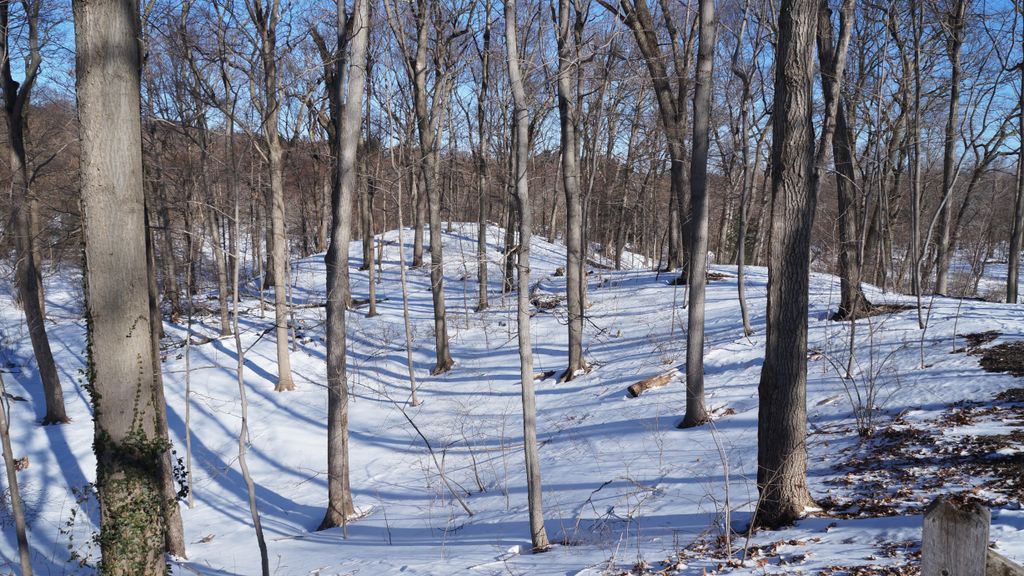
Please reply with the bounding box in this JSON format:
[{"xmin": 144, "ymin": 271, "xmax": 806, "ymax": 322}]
[{"xmin": 0, "ymin": 222, "xmax": 1021, "ymax": 575}]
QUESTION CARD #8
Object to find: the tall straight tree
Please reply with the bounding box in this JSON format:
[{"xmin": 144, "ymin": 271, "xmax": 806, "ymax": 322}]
[
  {"xmin": 554, "ymin": 0, "xmax": 586, "ymax": 380},
  {"xmin": 680, "ymin": 0, "xmax": 715, "ymax": 428},
  {"xmin": 1009, "ymin": 54, "xmax": 1024, "ymax": 303},
  {"xmin": 602, "ymin": 0, "xmax": 696, "ymax": 271},
  {"xmin": 817, "ymin": 0, "xmax": 869, "ymax": 319},
  {"xmin": 0, "ymin": 0, "xmax": 68, "ymax": 425},
  {"xmin": 246, "ymin": 0, "xmax": 296, "ymax": 391},
  {"xmin": 73, "ymin": 0, "xmax": 168, "ymax": 570},
  {"xmin": 505, "ymin": 0, "xmax": 549, "ymax": 551},
  {"xmin": 474, "ymin": 0, "xmax": 492, "ymax": 313},
  {"xmin": 756, "ymin": 0, "xmax": 819, "ymax": 528},
  {"xmin": 933, "ymin": 0, "xmax": 968, "ymax": 296},
  {"xmin": 320, "ymin": 0, "xmax": 369, "ymax": 530},
  {"xmin": 385, "ymin": 0, "xmax": 458, "ymax": 373}
]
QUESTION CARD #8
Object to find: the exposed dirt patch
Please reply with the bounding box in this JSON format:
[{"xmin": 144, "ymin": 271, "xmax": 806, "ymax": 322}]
[
  {"xmin": 996, "ymin": 388, "xmax": 1024, "ymax": 403},
  {"xmin": 960, "ymin": 330, "xmax": 1001, "ymax": 351},
  {"xmin": 831, "ymin": 303, "xmax": 917, "ymax": 322},
  {"xmin": 979, "ymin": 341, "xmax": 1024, "ymax": 377},
  {"xmin": 668, "ymin": 271, "xmax": 733, "ymax": 285}
]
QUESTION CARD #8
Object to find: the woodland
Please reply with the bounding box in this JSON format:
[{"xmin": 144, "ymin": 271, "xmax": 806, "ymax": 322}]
[{"xmin": 0, "ymin": 0, "xmax": 1024, "ymax": 574}]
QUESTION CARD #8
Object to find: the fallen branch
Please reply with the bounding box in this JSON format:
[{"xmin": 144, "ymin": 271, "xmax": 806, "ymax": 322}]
[{"xmin": 627, "ymin": 370, "xmax": 679, "ymax": 398}]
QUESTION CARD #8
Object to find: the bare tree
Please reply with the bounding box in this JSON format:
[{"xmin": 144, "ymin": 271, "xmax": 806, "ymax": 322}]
[
  {"xmin": 0, "ymin": 0, "xmax": 68, "ymax": 425},
  {"xmin": 246, "ymin": 0, "xmax": 296, "ymax": 391},
  {"xmin": 320, "ymin": 0, "xmax": 370, "ymax": 531},
  {"xmin": 554, "ymin": 0, "xmax": 586, "ymax": 380},
  {"xmin": 933, "ymin": 0, "xmax": 968, "ymax": 295},
  {"xmin": 0, "ymin": 373, "xmax": 31, "ymax": 575},
  {"xmin": 73, "ymin": 0, "xmax": 168, "ymax": 569},
  {"xmin": 680, "ymin": 0, "xmax": 714, "ymax": 428},
  {"xmin": 756, "ymin": 0, "xmax": 822, "ymax": 529},
  {"xmin": 506, "ymin": 0, "xmax": 550, "ymax": 551}
]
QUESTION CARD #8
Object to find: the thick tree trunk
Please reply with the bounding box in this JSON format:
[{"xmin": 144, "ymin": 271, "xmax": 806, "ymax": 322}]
[
  {"xmin": 506, "ymin": 0, "xmax": 549, "ymax": 550},
  {"xmin": 73, "ymin": 1, "xmax": 168, "ymax": 569},
  {"xmin": 681, "ymin": 0, "xmax": 714, "ymax": 428},
  {"xmin": 756, "ymin": 0, "xmax": 818, "ymax": 528}
]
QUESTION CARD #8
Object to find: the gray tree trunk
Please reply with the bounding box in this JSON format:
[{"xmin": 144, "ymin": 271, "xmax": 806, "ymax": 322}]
[
  {"xmin": 555, "ymin": 0, "xmax": 585, "ymax": 380},
  {"xmin": 0, "ymin": 372, "xmax": 32, "ymax": 575},
  {"xmin": 817, "ymin": 0, "xmax": 869, "ymax": 319},
  {"xmin": 73, "ymin": 0, "xmax": 168, "ymax": 569},
  {"xmin": 248, "ymin": 0, "xmax": 295, "ymax": 391},
  {"xmin": 144, "ymin": 208, "xmax": 187, "ymax": 557},
  {"xmin": 412, "ymin": 0, "xmax": 454, "ymax": 374},
  {"xmin": 506, "ymin": 0, "xmax": 550, "ymax": 550},
  {"xmin": 756, "ymin": 0, "xmax": 818, "ymax": 529},
  {"xmin": 933, "ymin": 0, "xmax": 967, "ymax": 296},
  {"xmin": 681, "ymin": 0, "xmax": 714, "ymax": 428},
  {"xmin": 476, "ymin": 1, "xmax": 491, "ymax": 313},
  {"xmin": 1008, "ymin": 68, "xmax": 1024, "ymax": 303},
  {"xmin": 320, "ymin": 0, "xmax": 368, "ymax": 530},
  {"xmin": 0, "ymin": 3, "xmax": 67, "ymax": 426}
]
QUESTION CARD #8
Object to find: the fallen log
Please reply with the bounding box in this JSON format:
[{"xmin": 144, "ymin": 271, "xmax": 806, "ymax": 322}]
[{"xmin": 627, "ymin": 370, "xmax": 678, "ymax": 398}]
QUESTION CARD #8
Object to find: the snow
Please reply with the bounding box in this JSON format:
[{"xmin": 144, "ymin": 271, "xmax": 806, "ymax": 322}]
[{"xmin": 1, "ymin": 222, "xmax": 1022, "ymax": 575}]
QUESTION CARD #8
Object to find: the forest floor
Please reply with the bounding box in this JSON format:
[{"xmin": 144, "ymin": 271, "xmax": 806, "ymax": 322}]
[{"xmin": 1, "ymin": 223, "xmax": 1023, "ymax": 575}]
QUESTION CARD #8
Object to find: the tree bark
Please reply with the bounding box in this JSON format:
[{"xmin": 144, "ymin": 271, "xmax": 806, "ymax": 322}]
[
  {"xmin": 73, "ymin": 0, "xmax": 168, "ymax": 569},
  {"xmin": 817, "ymin": 0, "xmax": 869, "ymax": 319},
  {"xmin": 0, "ymin": 2, "xmax": 67, "ymax": 425},
  {"xmin": 320, "ymin": 0, "xmax": 367, "ymax": 531},
  {"xmin": 247, "ymin": 0, "xmax": 295, "ymax": 391},
  {"xmin": 411, "ymin": 0, "xmax": 454, "ymax": 374},
  {"xmin": 756, "ymin": 0, "xmax": 818, "ymax": 529},
  {"xmin": 476, "ymin": 1, "xmax": 492, "ymax": 312},
  {"xmin": 506, "ymin": 0, "xmax": 550, "ymax": 550},
  {"xmin": 933, "ymin": 0, "xmax": 967, "ymax": 296},
  {"xmin": 681, "ymin": 0, "xmax": 714, "ymax": 428},
  {"xmin": 555, "ymin": 0, "xmax": 586, "ymax": 380},
  {"xmin": 1009, "ymin": 66, "xmax": 1024, "ymax": 303}
]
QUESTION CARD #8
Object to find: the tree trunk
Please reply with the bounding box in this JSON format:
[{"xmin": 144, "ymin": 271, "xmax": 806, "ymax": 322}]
[
  {"xmin": 412, "ymin": 156, "xmax": 425, "ymax": 267},
  {"xmin": 412, "ymin": 0, "xmax": 454, "ymax": 374},
  {"xmin": 0, "ymin": 372, "xmax": 32, "ymax": 576},
  {"xmin": 320, "ymin": 0, "xmax": 367, "ymax": 531},
  {"xmin": 817, "ymin": 0, "xmax": 869, "ymax": 319},
  {"xmin": 0, "ymin": 3, "xmax": 67, "ymax": 425},
  {"xmin": 207, "ymin": 208, "xmax": 232, "ymax": 336},
  {"xmin": 756, "ymin": 0, "xmax": 818, "ymax": 529},
  {"xmin": 506, "ymin": 0, "xmax": 550, "ymax": 550},
  {"xmin": 73, "ymin": 0, "xmax": 168, "ymax": 569},
  {"xmin": 144, "ymin": 208, "xmax": 187, "ymax": 557},
  {"xmin": 681, "ymin": 0, "xmax": 714, "ymax": 429},
  {"xmin": 933, "ymin": 0, "xmax": 967, "ymax": 296},
  {"xmin": 476, "ymin": 1, "xmax": 491, "ymax": 312},
  {"xmin": 555, "ymin": 0, "xmax": 585, "ymax": 380},
  {"xmin": 1008, "ymin": 67, "xmax": 1024, "ymax": 303}
]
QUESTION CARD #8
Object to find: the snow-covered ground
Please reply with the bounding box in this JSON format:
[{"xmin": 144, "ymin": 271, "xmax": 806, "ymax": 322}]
[{"xmin": 1, "ymin": 223, "xmax": 1022, "ymax": 575}]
